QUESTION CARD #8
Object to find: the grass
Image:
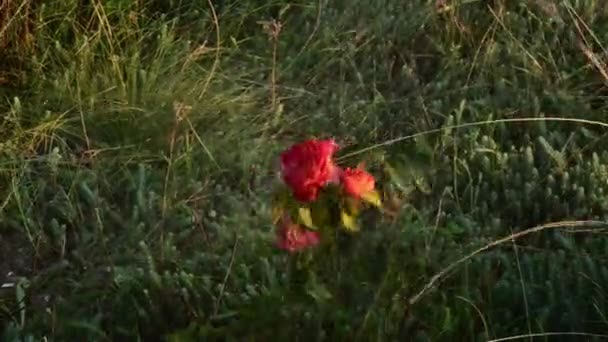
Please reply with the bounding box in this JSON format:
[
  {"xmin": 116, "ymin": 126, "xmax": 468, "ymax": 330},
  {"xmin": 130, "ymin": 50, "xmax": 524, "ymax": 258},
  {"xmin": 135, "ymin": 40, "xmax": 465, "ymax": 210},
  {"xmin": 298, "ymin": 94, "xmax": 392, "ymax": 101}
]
[{"xmin": 2, "ymin": 0, "xmax": 608, "ymax": 340}]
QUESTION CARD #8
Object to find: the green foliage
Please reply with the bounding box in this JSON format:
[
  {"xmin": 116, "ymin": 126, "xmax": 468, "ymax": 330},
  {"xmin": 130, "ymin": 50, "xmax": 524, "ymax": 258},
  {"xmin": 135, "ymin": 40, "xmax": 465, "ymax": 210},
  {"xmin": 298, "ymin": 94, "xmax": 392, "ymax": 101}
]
[
  {"xmin": 430, "ymin": 116, "xmax": 608, "ymax": 230},
  {"xmin": 3, "ymin": 0, "xmax": 608, "ymax": 341}
]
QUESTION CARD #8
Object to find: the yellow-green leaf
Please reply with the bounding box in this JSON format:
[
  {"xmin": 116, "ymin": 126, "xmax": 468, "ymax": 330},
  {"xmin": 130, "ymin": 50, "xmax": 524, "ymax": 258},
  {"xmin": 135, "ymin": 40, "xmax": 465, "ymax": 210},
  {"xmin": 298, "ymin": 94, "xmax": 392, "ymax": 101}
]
[
  {"xmin": 414, "ymin": 176, "xmax": 431, "ymax": 194},
  {"xmin": 271, "ymin": 185, "xmax": 292, "ymax": 224},
  {"xmin": 361, "ymin": 189, "xmax": 382, "ymax": 208},
  {"xmin": 298, "ymin": 207, "xmax": 315, "ymax": 229},
  {"xmin": 340, "ymin": 210, "xmax": 359, "ymax": 232},
  {"xmin": 306, "ymin": 281, "xmax": 333, "ymax": 303},
  {"xmin": 271, "ymin": 205, "xmax": 284, "ymax": 224}
]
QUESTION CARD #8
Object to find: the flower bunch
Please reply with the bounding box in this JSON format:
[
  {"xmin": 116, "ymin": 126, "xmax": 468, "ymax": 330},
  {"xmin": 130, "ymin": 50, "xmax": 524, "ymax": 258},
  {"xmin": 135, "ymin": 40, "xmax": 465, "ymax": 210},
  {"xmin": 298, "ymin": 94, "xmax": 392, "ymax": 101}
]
[{"xmin": 272, "ymin": 139, "xmax": 382, "ymax": 252}]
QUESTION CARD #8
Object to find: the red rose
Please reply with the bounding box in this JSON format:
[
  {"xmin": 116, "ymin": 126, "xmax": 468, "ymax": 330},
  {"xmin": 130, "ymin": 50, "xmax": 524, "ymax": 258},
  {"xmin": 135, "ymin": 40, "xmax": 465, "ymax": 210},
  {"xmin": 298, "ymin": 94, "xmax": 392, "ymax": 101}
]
[
  {"xmin": 280, "ymin": 139, "xmax": 340, "ymax": 202},
  {"xmin": 275, "ymin": 215, "xmax": 320, "ymax": 252},
  {"xmin": 341, "ymin": 166, "xmax": 375, "ymax": 199}
]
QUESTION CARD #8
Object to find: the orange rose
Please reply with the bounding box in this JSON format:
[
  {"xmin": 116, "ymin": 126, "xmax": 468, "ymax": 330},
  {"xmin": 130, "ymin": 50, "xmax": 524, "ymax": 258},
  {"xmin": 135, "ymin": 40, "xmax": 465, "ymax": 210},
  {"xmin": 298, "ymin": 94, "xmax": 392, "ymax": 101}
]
[
  {"xmin": 280, "ymin": 139, "xmax": 340, "ymax": 202},
  {"xmin": 341, "ymin": 167, "xmax": 375, "ymax": 199}
]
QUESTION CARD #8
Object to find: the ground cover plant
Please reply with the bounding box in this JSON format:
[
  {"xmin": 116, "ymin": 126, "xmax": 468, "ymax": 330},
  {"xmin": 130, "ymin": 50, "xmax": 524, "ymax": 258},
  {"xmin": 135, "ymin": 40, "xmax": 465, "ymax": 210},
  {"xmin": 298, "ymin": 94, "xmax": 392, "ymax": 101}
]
[{"xmin": 2, "ymin": 0, "xmax": 608, "ymax": 340}]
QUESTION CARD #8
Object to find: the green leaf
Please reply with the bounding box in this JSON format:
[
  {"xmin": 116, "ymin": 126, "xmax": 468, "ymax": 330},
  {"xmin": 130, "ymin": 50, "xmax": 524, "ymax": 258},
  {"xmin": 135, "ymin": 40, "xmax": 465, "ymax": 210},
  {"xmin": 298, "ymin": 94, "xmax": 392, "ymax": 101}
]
[
  {"xmin": 16, "ymin": 277, "xmax": 29, "ymax": 328},
  {"xmin": 271, "ymin": 185, "xmax": 292, "ymax": 223},
  {"xmin": 344, "ymin": 197, "xmax": 361, "ymax": 215},
  {"xmin": 272, "ymin": 184, "xmax": 292, "ymax": 207},
  {"xmin": 166, "ymin": 322, "xmax": 205, "ymax": 342},
  {"xmin": 306, "ymin": 281, "xmax": 333, "ymax": 303},
  {"xmin": 361, "ymin": 190, "xmax": 382, "ymax": 208},
  {"xmin": 384, "ymin": 162, "xmax": 416, "ymax": 194},
  {"xmin": 538, "ymin": 136, "xmax": 566, "ymax": 171},
  {"xmin": 340, "ymin": 210, "xmax": 359, "ymax": 232},
  {"xmin": 414, "ymin": 176, "xmax": 432, "ymax": 195},
  {"xmin": 310, "ymin": 201, "xmax": 331, "ymax": 229}
]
